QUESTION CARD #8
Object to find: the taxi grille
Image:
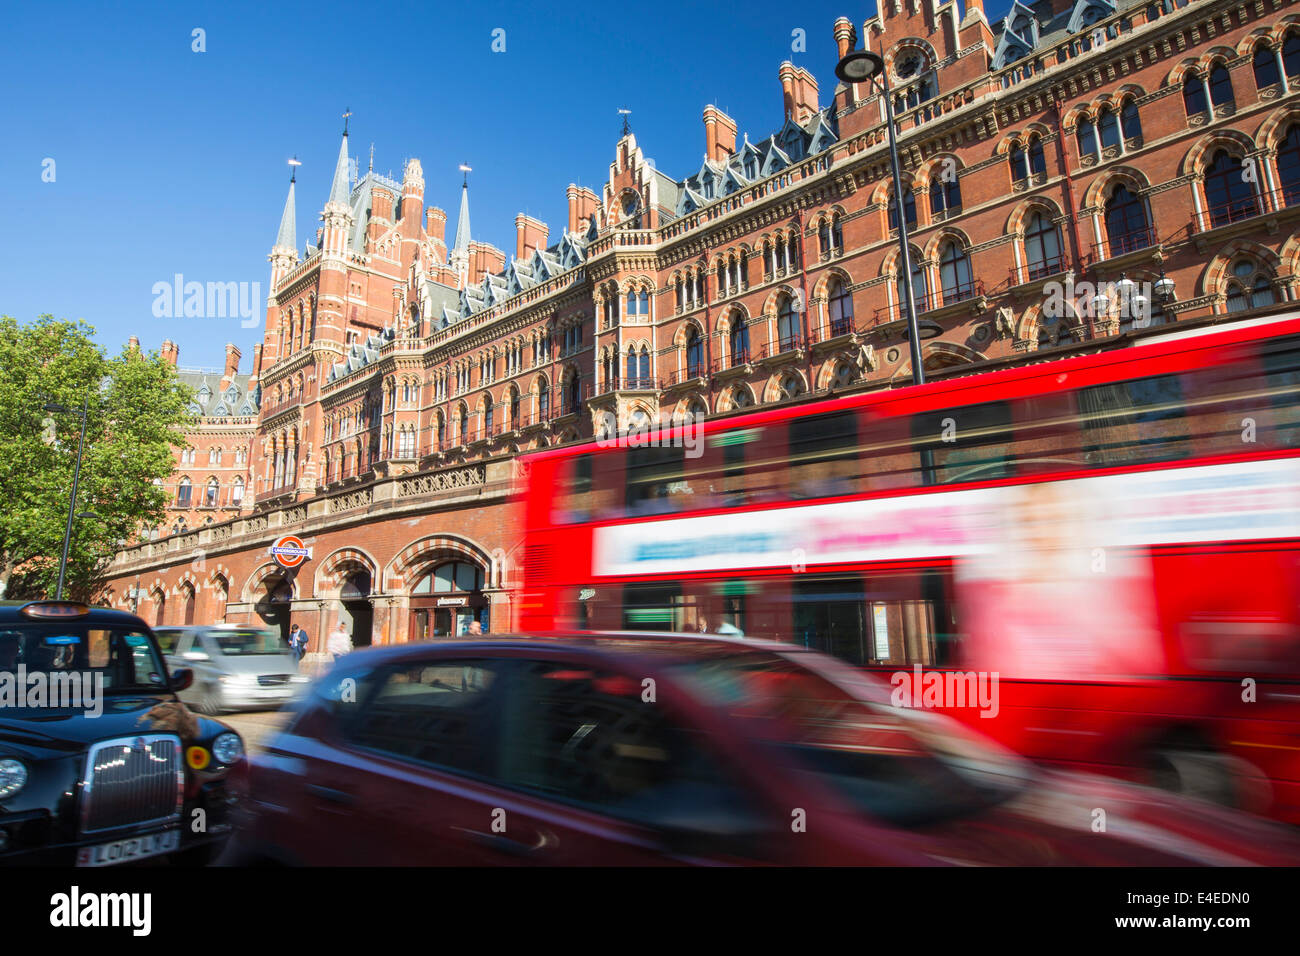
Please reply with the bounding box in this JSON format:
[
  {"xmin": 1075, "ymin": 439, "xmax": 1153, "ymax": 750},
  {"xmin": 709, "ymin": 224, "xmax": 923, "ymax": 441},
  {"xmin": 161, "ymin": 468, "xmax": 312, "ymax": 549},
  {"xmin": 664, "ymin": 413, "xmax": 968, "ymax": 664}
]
[
  {"xmin": 257, "ymin": 674, "xmax": 291, "ymax": 686},
  {"xmin": 81, "ymin": 735, "xmax": 184, "ymax": 834}
]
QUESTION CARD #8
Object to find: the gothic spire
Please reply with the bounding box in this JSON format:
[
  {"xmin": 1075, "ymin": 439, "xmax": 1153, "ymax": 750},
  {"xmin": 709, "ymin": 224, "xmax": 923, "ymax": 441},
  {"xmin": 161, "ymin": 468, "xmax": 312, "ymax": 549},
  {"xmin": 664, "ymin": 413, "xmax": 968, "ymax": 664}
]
[
  {"xmin": 274, "ymin": 161, "xmax": 298, "ymax": 252},
  {"xmin": 327, "ymin": 115, "xmax": 352, "ymax": 208}
]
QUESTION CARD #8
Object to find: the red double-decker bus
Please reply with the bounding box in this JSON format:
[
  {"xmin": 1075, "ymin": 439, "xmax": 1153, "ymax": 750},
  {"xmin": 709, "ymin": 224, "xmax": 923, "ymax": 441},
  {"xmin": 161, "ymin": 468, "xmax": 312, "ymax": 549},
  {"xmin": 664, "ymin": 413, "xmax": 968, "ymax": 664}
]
[{"xmin": 518, "ymin": 312, "xmax": 1300, "ymax": 823}]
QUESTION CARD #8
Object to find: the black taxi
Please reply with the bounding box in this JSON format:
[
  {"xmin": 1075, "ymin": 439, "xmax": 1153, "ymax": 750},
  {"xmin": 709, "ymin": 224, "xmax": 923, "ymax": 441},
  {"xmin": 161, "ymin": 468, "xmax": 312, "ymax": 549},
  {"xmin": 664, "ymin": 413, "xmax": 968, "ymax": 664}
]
[{"xmin": 0, "ymin": 601, "xmax": 244, "ymax": 866}]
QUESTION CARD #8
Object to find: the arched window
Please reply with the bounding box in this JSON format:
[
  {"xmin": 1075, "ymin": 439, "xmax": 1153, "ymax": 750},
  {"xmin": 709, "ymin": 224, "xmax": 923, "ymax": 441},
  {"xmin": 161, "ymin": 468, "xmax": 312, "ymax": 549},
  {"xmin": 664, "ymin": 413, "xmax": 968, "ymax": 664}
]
[
  {"xmin": 1254, "ymin": 44, "xmax": 1282, "ymax": 89},
  {"xmin": 1097, "ymin": 107, "xmax": 1121, "ymax": 150},
  {"xmin": 1010, "ymin": 144, "xmax": 1029, "ymax": 181},
  {"xmin": 1224, "ymin": 259, "xmax": 1276, "ymax": 313},
  {"xmin": 1023, "ymin": 211, "xmax": 1064, "ymax": 279},
  {"xmin": 830, "ymin": 216, "xmax": 842, "ymax": 251},
  {"xmin": 483, "ymin": 398, "xmax": 494, "ymax": 436},
  {"xmin": 818, "ymin": 219, "xmax": 831, "ymax": 254},
  {"xmin": 1120, "ymin": 100, "xmax": 1142, "ymax": 141},
  {"xmin": 929, "ymin": 172, "xmax": 961, "ymax": 216},
  {"xmin": 565, "ymin": 373, "xmax": 581, "ymax": 414},
  {"xmin": 909, "ymin": 257, "xmax": 929, "ymax": 313},
  {"xmin": 731, "ymin": 317, "xmax": 750, "ymax": 365},
  {"xmin": 205, "ymin": 477, "xmax": 218, "ymax": 507},
  {"xmin": 231, "ymin": 476, "xmax": 244, "ymax": 504},
  {"xmin": 509, "ymin": 386, "xmax": 521, "ymax": 425},
  {"xmin": 888, "ymin": 187, "xmax": 918, "ymax": 231},
  {"xmin": 1104, "ymin": 184, "xmax": 1150, "ymax": 256},
  {"xmin": 827, "ymin": 279, "xmax": 854, "ymax": 336},
  {"xmin": 1276, "ymin": 123, "xmax": 1300, "ymax": 204},
  {"xmin": 777, "ymin": 295, "xmax": 799, "ymax": 350},
  {"xmin": 638, "ymin": 347, "xmax": 650, "ymax": 385},
  {"xmin": 1286, "ymin": 32, "xmax": 1300, "ymax": 78},
  {"xmin": 177, "ymin": 477, "xmax": 192, "ymax": 506},
  {"xmin": 1028, "ymin": 136, "xmax": 1047, "ymax": 174},
  {"xmin": 1208, "ymin": 63, "xmax": 1235, "ymax": 109},
  {"xmin": 458, "ymin": 404, "xmax": 469, "ymax": 443},
  {"xmin": 685, "ymin": 326, "xmax": 704, "ymax": 378},
  {"xmin": 938, "ymin": 241, "xmax": 974, "ymax": 302},
  {"xmin": 436, "ymin": 413, "xmax": 446, "ymax": 448},
  {"xmin": 538, "ymin": 380, "xmax": 550, "ymax": 419},
  {"xmin": 412, "ymin": 561, "xmax": 485, "ymax": 595},
  {"xmin": 1183, "ymin": 73, "xmax": 1208, "ymax": 116},
  {"xmin": 1203, "ymin": 150, "xmax": 1258, "ymax": 227},
  {"xmin": 1076, "ymin": 119, "xmax": 1097, "ymax": 158}
]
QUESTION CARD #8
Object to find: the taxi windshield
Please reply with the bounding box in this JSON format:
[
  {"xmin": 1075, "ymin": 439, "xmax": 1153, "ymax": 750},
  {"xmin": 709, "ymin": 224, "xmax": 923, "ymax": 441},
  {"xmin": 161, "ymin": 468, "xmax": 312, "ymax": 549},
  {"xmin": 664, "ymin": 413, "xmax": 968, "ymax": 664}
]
[
  {"xmin": 0, "ymin": 624, "xmax": 168, "ymax": 693},
  {"xmin": 667, "ymin": 651, "xmax": 1032, "ymax": 827}
]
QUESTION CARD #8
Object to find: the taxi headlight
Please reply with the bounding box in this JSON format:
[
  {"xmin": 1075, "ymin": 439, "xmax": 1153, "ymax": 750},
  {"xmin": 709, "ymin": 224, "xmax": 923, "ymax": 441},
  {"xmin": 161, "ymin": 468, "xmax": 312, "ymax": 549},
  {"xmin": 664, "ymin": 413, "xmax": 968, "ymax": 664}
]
[
  {"xmin": 0, "ymin": 759, "xmax": 28, "ymax": 800},
  {"xmin": 212, "ymin": 733, "xmax": 243, "ymax": 765}
]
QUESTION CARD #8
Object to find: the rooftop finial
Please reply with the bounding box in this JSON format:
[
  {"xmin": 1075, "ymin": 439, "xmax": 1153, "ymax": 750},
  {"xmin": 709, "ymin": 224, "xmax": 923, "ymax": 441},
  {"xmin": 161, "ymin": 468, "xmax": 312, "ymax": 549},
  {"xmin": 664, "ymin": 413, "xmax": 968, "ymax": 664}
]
[
  {"xmin": 459, "ymin": 162, "xmax": 472, "ymax": 186},
  {"xmin": 288, "ymin": 155, "xmax": 301, "ymax": 184},
  {"xmin": 342, "ymin": 107, "xmax": 352, "ymax": 136},
  {"xmin": 618, "ymin": 108, "xmax": 632, "ymax": 137},
  {"xmin": 369, "ymin": 143, "xmax": 374, "ymax": 173}
]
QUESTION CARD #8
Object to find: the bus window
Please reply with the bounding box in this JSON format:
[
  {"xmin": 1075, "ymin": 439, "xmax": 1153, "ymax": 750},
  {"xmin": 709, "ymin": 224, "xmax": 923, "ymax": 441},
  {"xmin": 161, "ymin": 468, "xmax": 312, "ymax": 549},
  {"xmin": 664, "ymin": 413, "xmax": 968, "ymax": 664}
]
[
  {"xmin": 624, "ymin": 445, "xmax": 688, "ymax": 516},
  {"xmin": 911, "ymin": 401, "xmax": 1014, "ymax": 484},
  {"xmin": 1260, "ymin": 338, "xmax": 1300, "ymax": 449},
  {"xmin": 1008, "ymin": 392, "xmax": 1092, "ymax": 477},
  {"xmin": 1079, "ymin": 373, "xmax": 1190, "ymax": 465},
  {"xmin": 864, "ymin": 570, "xmax": 957, "ymax": 668},
  {"xmin": 622, "ymin": 583, "xmax": 683, "ymax": 631},
  {"xmin": 858, "ymin": 414, "xmax": 922, "ymax": 492},
  {"xmin": 554, "ymin": 454, "xmax": 593, "ymax": 523},
  {"xmin": 704, "ymin": 427, "xmax": 783, "ymax": 506},
  {"xmin": 788, "ymin": 410, "xmax": 861, "ymax": 500},
  {"xmin": 791, "ymin": 577, "xmax": 869, "ymax": 665}
]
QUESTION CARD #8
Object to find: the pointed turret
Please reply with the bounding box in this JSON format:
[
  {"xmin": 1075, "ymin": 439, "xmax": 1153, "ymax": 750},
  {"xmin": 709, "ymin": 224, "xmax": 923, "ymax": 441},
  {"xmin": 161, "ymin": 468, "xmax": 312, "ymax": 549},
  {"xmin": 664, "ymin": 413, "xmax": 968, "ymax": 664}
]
[
  {"xmin": 327, "ymin": 130, "xmax": 351, "ymax": 209},
  {"xmin": 274, "ymin": 175, "xmax": 297, "ymax": 252},
  {"xmin": 321, "ymin": 116, "xmax": 356, "ymax": 258},
  {"xmin": 269, "ymin": 163, "xmax": 301, "ymax": 286},
  {"xmin": 451, "ymin": 166, "xmax": 472, "ymax": 289}
]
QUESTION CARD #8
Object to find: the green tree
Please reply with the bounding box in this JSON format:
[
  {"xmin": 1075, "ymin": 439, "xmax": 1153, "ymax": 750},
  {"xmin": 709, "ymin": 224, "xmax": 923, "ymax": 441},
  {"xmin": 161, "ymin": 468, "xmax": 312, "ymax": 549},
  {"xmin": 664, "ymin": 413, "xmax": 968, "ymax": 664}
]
[{"xmin": 0, "ymin": 314, "xmax": 195, "ymax": 600}]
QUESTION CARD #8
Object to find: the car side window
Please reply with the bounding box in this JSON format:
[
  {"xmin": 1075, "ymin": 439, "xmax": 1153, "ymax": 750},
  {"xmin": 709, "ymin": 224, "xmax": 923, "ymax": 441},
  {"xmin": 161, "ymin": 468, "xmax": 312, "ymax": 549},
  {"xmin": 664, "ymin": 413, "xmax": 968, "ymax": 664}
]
[
  {"xmin": 154, "ymin": 630, "xmax": 180, "ymax": 655},
  {"xmin": 341, "ymin": 660, "xmax": 504, "ymax": 778},
  {"xmin": 500, "ymin": 661, "xmax": 759, "ymax": 830},
  {"xmin": 174, "ymin": 632, "xmax": 194, "ymax": 656}
]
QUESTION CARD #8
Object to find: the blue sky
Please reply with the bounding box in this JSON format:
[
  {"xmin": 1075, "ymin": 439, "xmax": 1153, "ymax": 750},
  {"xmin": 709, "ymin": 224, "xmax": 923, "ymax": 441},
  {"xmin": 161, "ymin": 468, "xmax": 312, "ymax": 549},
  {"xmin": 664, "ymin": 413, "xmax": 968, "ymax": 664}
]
[{"xmin": 3, "ymin": 0, "xmax": 1017, "ymax": 371}]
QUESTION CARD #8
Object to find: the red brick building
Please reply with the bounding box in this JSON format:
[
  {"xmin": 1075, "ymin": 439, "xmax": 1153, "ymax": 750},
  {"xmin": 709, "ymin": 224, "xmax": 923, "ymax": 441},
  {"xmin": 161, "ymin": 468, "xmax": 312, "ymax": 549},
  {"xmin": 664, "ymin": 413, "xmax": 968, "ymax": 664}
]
[{"xmin": 102, "ymin": 0, "xmax": 1300, "ymax": 652}]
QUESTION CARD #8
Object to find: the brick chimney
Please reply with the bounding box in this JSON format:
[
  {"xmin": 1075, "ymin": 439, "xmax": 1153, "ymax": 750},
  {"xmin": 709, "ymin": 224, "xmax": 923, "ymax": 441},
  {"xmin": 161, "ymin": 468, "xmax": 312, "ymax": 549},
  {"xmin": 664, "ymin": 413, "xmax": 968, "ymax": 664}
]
[
  {"xmin": 834, "ymin": 17, "xmax": 857, "ymax": 59},
  {"xmin": 249, "ymin": 344, "xmax": 263, "ymax": 393},
  {"xmin": 426, "ymin": 207, "xmax": 446, "ymax": 244},
  {"xmin": 160, "ymin": 340, "xmax": 178, "ymax": 366},
  {"xmin": 470, "ymin": 242, "xmax": 507, "ymax": 286},
  {"xmin": 127, "ymin": 335, "xmax": 140, "ymax": 352},
  {"xmin": 220, "ymin": 344, "xmax": 241, "ymax": 390},
  {"xmin": 566, "ymin": 185, "xmax": 600, "ymax": 234},
  {"xmin": 779, "ymin": 62, "xmax": 821, "ymax": 122},
  {"xmin": 370, "ymin": 187, "xmax": 394, "ymax": 222},
  {"xmin": 703, "ymin": 106, "xmax": 738, "ymax": 163},
  {"xmin": 515, "ymin": 214, "xmax": 549, "ymax": 262}
]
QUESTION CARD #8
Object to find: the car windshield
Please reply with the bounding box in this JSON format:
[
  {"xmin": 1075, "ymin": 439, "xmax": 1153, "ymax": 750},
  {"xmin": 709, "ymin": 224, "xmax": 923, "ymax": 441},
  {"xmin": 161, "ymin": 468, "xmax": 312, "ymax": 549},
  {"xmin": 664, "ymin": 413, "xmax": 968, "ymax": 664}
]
[
  {"xmin": 0, "ymin": 624, "xmax": 169, "ymax": 694},
  {"xmin": 667, "ymin": 650, "xmax": 1033, "ymax": 827},
  {"xmin": 210, "ymin": 630, "xmax": 285, "ymax": 656}
]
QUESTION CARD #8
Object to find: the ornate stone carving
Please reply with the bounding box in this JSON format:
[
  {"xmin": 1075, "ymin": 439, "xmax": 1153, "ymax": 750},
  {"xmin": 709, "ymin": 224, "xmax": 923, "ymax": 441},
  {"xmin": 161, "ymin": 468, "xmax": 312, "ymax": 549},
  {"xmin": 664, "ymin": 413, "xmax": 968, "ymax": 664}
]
[{"xmin": 396, "ymin": 465, "xmax": 487, "ymax": 499}]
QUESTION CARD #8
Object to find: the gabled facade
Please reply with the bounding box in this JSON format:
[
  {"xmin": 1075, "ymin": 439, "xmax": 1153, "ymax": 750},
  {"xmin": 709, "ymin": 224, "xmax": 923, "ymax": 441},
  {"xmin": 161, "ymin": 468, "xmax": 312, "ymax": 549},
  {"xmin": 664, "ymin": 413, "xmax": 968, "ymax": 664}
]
[{"xmin": 107, "ymin": 0, "xmax": 1300, "ymax": 649}]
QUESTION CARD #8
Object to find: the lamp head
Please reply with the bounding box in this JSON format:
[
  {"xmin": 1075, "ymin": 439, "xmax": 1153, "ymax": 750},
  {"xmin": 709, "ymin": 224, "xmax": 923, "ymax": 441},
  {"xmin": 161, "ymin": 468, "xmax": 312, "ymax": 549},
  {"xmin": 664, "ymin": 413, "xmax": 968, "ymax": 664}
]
[{"xmin": 835, "ymin": 50, "xmax": 885, "ymax": 84}]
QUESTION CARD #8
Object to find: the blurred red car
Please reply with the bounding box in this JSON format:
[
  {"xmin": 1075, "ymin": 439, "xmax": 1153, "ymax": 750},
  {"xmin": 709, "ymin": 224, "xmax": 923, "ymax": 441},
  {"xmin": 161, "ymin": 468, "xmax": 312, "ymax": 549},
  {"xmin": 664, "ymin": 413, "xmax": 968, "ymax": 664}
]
[{"xmin": 232, "ymin": 634, "xmax": 1300, "ymax": 866}]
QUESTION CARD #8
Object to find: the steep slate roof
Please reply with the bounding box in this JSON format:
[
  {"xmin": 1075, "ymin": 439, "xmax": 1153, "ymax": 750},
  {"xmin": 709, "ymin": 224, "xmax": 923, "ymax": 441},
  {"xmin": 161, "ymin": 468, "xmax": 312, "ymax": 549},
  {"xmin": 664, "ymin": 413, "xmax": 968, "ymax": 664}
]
[
  {"xmin": 178, "ymin": 370, "xmax": 259, "ymax": 418},
  {"xmin": 991, "ymin": 0, "xmax": 1148, "ymax": 68}
]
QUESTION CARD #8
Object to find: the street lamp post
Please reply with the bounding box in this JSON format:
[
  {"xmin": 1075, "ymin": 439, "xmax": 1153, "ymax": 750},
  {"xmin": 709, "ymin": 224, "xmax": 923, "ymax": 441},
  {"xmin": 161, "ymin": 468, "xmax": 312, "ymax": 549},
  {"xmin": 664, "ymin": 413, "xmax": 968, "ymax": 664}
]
[
  {"xmin": 835, "ymin": 45, "xmax": 931, "ymax": 388},
  {"xmin": 44, "ymin": 394, "xmax": 90, "ymax": 601}
]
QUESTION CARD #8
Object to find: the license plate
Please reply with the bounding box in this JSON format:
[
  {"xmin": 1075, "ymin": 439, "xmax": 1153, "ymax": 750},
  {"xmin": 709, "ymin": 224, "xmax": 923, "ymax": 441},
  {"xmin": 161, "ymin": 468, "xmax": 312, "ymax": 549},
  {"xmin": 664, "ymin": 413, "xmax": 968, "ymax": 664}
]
[{"xmin": 76, "ymin": 829, "xmax": 180, "ymax": 867}]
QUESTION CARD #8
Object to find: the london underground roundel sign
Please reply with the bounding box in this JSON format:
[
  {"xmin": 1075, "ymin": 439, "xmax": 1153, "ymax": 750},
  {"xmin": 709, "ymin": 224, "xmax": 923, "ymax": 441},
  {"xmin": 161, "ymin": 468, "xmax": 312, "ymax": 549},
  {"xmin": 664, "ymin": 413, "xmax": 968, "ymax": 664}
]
[{"xmin": 269, "ymin": 535, "xmax": 310, "ymax": 569}]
